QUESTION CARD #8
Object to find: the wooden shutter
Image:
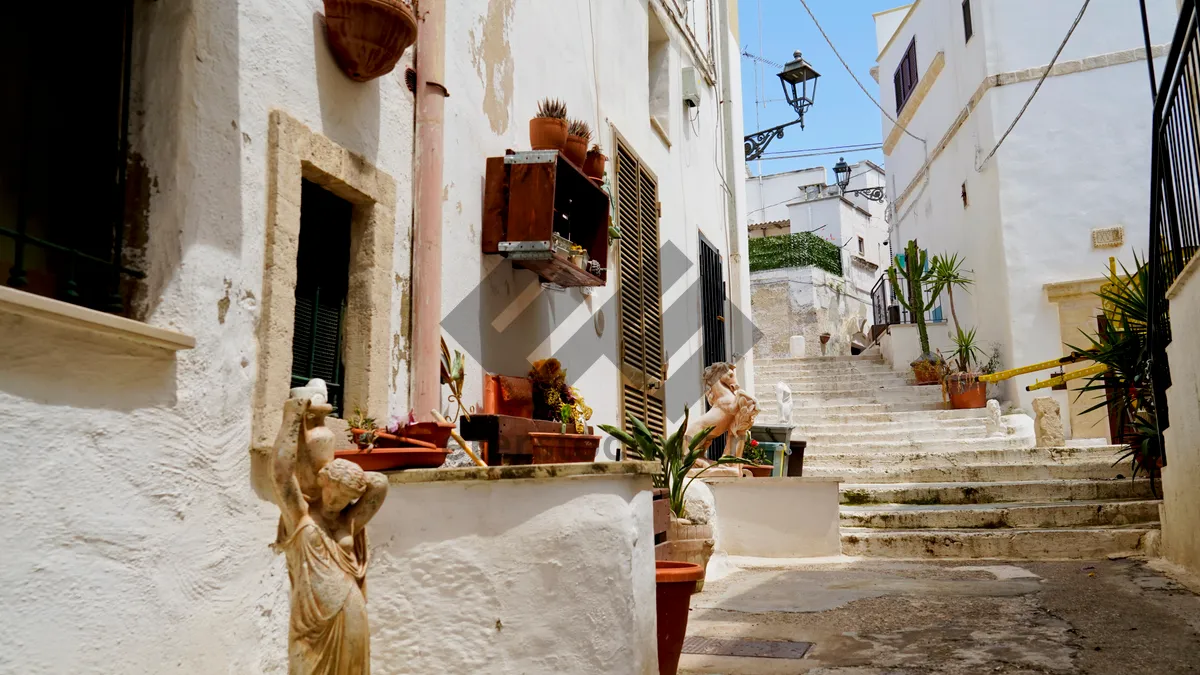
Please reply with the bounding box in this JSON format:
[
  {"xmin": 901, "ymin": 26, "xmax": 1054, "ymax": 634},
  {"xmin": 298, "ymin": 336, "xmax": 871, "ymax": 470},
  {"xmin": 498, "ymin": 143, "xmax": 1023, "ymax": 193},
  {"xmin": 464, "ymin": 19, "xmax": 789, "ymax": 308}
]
[
  {"xmin": 894, "ymin": 38, "xmax": 918, "ymax": 113},
  {"xmin": 291, "ymin": 180, "xmax": 352, "ymax": 413},
  {"xmin": 614, "ymin": 140, "xmax": 667, "ymax": 437}
]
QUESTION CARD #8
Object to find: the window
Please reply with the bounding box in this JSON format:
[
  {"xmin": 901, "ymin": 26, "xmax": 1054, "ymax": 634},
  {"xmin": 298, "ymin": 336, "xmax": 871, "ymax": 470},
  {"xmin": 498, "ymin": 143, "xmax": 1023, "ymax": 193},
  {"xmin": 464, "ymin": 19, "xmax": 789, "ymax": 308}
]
[
  {"xmin": 963, "ymin": 0, "xmax": 974, "ymax": 42},
  {"xmin": 290, "ymin": 180, "xmax": 353, "ymax": 413},
  {"xmin": 961, "ymin": 181, "xmax": 970, "ymax": 208},
  {"xmin": 1, "ymin": 0, "xmax": 140, "ymax": 315},
  {"xmin": 648, "ymin": 10, "xmax": 671, "ymax": 141},
  {"xmin": 858, "ymin": 237, "xmax": 866, "ymax": 255},
  {"xmin": 614, "ymin": 138, "xmax": 667, "ymax": 438},
  {"xmin": 893, "ymin": 38, "xmax": 919, "ymax": 114}
]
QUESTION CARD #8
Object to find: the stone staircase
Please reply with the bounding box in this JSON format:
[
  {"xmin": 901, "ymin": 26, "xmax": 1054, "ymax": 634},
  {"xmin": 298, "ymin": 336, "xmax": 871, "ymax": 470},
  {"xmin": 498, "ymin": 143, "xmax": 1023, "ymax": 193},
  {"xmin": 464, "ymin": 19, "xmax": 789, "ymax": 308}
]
[{"xmin": 755, "ymin": 354, "xmax": 1160, "ymax": 559}]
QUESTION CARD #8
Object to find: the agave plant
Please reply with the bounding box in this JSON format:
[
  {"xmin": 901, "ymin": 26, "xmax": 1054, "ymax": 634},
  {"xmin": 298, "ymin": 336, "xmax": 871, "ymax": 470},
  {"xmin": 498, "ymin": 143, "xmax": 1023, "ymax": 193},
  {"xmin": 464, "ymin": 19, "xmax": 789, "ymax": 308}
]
[
  {"xmin": 1067, "ymin": 255, "xmax": 1162, "ymax": 496},
  {"xmin": 536, "ymin": 98, "xmax": 567, "ymax": 120},
  {"xmin": 567, "ymin": 118, "xmax": 592, "ymax": 143},
  {"xmin": 598, "ymin": 407, "xmax": 749, "ymax": 518}
]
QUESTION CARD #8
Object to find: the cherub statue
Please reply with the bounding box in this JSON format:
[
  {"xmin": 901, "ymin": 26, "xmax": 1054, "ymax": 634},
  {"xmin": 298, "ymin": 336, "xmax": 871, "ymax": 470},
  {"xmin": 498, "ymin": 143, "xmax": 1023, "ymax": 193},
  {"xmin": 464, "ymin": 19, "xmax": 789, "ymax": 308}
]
[
  {"xmin": 685, "ymin": 362, "xmax": 759, "ymax": 457},
  {"xmin": 267, "ymin": 392, "xmax": 388, "ymax": 675}
]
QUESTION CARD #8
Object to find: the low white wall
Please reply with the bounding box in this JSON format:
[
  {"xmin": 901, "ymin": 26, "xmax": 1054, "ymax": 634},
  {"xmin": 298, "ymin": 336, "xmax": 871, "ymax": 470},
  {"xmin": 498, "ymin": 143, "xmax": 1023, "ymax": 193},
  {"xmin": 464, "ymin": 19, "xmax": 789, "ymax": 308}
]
[
  {"xmin": 1162, "ymin": 260, "xmax": 1200, "ymax": 581},
  {"xmin": 369, "ymin": 469, "xmax": 658, "ymax": 674},
  {"xmin": 879, "ymin": 320, "xmax": 955, "ymax": 373},
  {"xmin": 706, "ymin": 478, "xmax": 842, "ymax": 558}
]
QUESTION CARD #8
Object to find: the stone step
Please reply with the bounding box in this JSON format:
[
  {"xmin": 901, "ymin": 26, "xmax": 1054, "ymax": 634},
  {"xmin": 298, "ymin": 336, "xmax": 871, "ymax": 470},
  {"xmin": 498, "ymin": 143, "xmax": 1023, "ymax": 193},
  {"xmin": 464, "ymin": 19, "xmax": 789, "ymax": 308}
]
[
  {"xmin": 756, "ymin": 355, "xmax": 885, "ymax": 365},
  {"xmin": 839, "ymin": 478, "xmax": 1156, "ymax": 505},
  {"xmin": 787, "ymin": 387, "xmax": 946, "ymax": 403},
  {"xmin": 798, "ymin": 417, "xmax": 986, "ymax": 436},
  {"xmin": 770, "ymin": 377, "xmax": 916, "ymax": 392},
  {"xmin": 806, "ymin": 444, "xmax": 1122, "ymax": 468},
  {"xmin": 840, "ymin": 525, "xmax": 1157, "ymax": 559},
  {"xmin": 839, "ymin": 499, "xmax": 1161, "ymax": 529},
  {"xmin": 804, "ymin": 434, "xmax": 1038, "ymax": 456},
  {"xmin": 805, "ymin": 425, "xmax": 990, "ymax": 444},
  {"xmin": 792, "ymin": 408, "xmax": 990, "ymax": 426},
  {"xmin": 764, "ymin": 400, "xmax": 951, "ymax": 418},
  {"xmin": 755, "ymin": 365, "xmax": 900, "ymax": 377},
  {"xmin": 805, "ymin": 456, "xmax": 1134, "ymax": 483}
]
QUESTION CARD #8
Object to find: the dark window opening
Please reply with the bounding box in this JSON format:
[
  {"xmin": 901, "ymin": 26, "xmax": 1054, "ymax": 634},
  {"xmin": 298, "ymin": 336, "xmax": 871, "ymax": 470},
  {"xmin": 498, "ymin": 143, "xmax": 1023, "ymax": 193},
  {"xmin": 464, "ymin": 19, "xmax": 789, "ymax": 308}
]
[
  {"xmin": 963, "ymin": 0, "xmax": 974, "ymax": 42},
  {"xmin": 1, "ymin": 0, "xmax": 142, "ymax": 314},
  {"xmin": 858, "ymin": 236, "xmax": 866, "ymax": 255},
  {"xmin": 699, "ymin": 235, "xmax": 729, "ymax": 460},
  {"xmin": 961, "ymin": 181, "xmax": 970, "ymax": 208},
  {"xmin": 291, "ymin": 180, "xmax": 353, "ymax": 414},
  {"xmin": 893, "ymin": 38, "xmax": 919, "ymax": 114}
]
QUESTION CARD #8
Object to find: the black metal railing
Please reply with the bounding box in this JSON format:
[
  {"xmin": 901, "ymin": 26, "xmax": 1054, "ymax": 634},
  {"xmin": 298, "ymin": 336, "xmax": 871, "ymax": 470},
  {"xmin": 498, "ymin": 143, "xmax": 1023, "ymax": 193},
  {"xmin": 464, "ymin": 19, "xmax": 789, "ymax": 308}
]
[
  {"xmin": 1, "ymin": 0, "xmax": 142, "ymax": 314},
  {"xmin": 1147, "ymin": 0, "xmax": 1200, "ymax": 434},
  {"xmin": 869, "ymin": 274, "xmax": 944, "ymax": 328}
]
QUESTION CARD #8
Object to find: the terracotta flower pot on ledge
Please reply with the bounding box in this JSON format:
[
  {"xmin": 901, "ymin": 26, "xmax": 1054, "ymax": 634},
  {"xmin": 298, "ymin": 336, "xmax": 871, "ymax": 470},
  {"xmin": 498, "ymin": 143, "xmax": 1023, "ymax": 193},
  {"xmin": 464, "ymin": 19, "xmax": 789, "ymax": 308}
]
[
  {"xmin": 324, "ymin": 0, "xmax": 417, "ymax": 82},
  {"xmin": 563, "ymin": 135, "xmax": 587, "ymax": 167},
  {"xmin": 947, "ymin": 375, "xmax": 987, "ymax": 409},
  {"xmin": 583, "ymin": 149, "xmax": 607, "ymax": 180},
  {"xmin": 527, "ymin": 432, "xmax": 600, "ymax": 464},
  {"xmin": 529, "ymin": 117, "xmax": 568, "ymax": 151},
  {"xmin": 335, "ymin": 446, "xmax": 449, "ymax": 471}
]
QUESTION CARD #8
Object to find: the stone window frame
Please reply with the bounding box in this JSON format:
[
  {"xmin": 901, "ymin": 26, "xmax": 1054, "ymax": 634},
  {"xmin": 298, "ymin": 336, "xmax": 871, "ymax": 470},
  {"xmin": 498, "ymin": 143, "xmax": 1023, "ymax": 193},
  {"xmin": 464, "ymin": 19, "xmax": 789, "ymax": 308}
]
[{"xmin": 252, "ymin": 111, "xmax": 397, "ymax": 451}]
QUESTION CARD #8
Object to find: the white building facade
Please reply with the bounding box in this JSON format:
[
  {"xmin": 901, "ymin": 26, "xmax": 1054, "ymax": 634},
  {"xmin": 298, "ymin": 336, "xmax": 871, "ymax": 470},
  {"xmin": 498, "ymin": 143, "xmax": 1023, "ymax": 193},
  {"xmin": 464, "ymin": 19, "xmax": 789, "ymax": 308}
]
[
  {"xmin": 873, "ymin": 0, "xmax": 1177, "ymax": 433},
  {"xmin": 745, "ymin": 161, "xmax": 891, "ymax": 357},
  {"xmin": 0, "ymin": 0, "xmax": 748, "ymax": 672}
]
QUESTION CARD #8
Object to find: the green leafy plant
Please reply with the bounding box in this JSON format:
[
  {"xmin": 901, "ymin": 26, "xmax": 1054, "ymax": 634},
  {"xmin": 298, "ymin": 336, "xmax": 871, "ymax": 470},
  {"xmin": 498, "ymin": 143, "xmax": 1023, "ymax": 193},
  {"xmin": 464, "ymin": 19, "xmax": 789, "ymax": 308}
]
[
  {"xmin": 347, "ymin": 406, "xmax": 378, "ymax": 449},
  {"xmin": 599, "ymin": 407, "xmax": 749, "ymax": 518},
  {"xmin": 440, "ymin": 337, "xmax": 469, "ymax": 422},
  {"xmin": 888, "ymin": 240, "xmax": 940, "ymax": 375},
  {"xmin": 1067, "ymin": 256, "xmax": 1161, "ymax": 495},
  {"xmin": 742, "ymin": 435, "xmax": 769, "ymax": 465},
  {"xmin": 748, "ymin": 231, "xmax": 842, "ymax": 275},
  {"xmin": 950, "ymin": 326, "xmax": 985, "ymax": 375},
  {"xmin": 536, "ymin": 98, "xmax": 567, "ymax": 120},
  {"xmin": 927, "ymin": 252, "xmax": 973, "ymax": 333}
]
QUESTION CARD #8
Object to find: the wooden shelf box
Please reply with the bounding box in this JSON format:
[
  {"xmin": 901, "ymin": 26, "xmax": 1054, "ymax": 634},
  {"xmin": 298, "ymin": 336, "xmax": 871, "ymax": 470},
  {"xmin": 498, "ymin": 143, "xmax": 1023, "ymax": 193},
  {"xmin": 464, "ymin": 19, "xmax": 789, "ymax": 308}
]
[{"xmin": 483, "ymin": 150, "xmax": 609, "ymax": 287}]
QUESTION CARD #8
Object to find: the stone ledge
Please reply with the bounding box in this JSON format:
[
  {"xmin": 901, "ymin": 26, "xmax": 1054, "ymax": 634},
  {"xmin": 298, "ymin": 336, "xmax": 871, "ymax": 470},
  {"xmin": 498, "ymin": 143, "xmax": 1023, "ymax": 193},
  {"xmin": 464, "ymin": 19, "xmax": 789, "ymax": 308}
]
[
  {"xmin": 0, "ymin": 286, "xmax": 195, "ymax": 351},
  {"xmin": 704, "ymin": 476, "xmax": 843, "ymax": 485},
  {"xmin": 385, "ymin": 460, "xmax": 660, "ymax": 485}
]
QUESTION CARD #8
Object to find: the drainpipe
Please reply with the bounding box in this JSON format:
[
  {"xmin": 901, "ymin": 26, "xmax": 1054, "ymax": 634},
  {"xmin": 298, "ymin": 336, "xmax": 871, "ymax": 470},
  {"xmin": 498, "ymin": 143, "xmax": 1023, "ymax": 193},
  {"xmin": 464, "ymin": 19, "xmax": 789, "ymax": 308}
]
[{"xmin": 411, "ymin": 0, "xmax": 447, "ymax": 421}]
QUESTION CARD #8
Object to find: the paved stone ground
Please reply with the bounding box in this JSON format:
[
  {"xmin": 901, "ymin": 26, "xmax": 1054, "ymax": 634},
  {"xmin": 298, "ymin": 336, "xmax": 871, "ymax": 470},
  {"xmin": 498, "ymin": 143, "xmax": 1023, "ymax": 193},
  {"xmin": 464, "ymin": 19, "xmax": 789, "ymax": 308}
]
[{"xmin": 680, "ymin": 558, "xmax": 1200, "ymax": 674}]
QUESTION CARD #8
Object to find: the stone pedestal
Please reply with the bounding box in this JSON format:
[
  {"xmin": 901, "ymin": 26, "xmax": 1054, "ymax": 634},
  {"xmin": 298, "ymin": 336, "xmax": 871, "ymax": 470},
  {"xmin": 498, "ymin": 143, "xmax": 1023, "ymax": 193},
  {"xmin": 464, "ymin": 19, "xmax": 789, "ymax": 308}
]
[{"xmin": 1033, "ymin": 396, "xmax": 1066, "ymax": 447}]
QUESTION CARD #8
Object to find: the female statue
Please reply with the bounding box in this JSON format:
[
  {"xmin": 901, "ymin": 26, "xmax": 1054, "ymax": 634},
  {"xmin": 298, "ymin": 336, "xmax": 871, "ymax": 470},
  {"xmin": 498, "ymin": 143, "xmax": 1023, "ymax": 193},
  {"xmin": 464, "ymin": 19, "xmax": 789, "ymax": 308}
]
[{"xmin": 270, "ymin": 397, "xmax": 388, "ymax": 675}]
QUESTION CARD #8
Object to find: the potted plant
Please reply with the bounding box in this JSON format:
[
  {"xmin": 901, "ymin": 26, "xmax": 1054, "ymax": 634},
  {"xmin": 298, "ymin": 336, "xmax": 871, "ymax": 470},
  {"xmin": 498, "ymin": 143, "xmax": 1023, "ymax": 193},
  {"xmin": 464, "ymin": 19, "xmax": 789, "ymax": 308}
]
[
  {"xmin": 583, "ymin": 143, "xmax": 607, "ymax": 181},
  {"xmin": 339, "ymin": 408, "xmax": 450, "ymax": 470},
  {"xmin": 741, "ymin": 436, "xmax": 773, "ymax": 477},
  {"xmin": 943, "ymin": 327, "xmax": 987, "ymax": 409},
  {"xmin": 529, "ymin": 98, "xmax": 568, "ymax": 151},
  {"xmin": 323, "ymin": 0, "xmax": 417, "ymax": 82},
  {"xmin": 599, "ymin": 408, "xmax": 747, "ymax": 675},
  {"xmin": 887, "ymin": 239, "xmax": 943, "ymax": 384},
  {"xmin": 524, "ymin": 359, "xmax": 599, "ymax": 463},
  {"xmin": 564, "ymin": 118, "xmax": 591, "ymax": 167},
  {"xmin": 927, "ymin": 252, "xmax": 973, "ymax": 334}
]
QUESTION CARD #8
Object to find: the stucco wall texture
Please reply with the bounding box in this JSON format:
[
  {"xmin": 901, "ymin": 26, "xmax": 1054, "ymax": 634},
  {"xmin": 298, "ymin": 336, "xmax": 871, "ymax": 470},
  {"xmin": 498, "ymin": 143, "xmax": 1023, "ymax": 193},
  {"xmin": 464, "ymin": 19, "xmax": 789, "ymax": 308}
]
[
  {"xmin": 0, "ymin": 0, "xmax": 746, "ymax": 672},
  {"xmin": 750, "ymin": 267, "xmax": 871, "ymax": 359},
  {"xmin": 1162, "ymin": 262, "xmax": 1200, "ymax": 580}
]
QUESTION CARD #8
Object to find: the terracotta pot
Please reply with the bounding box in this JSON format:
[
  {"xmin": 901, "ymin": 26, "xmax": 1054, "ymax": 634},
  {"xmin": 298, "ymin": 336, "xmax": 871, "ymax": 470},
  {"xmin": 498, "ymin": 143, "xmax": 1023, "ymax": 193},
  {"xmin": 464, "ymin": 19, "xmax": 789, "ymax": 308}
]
[
  {"xmin": 396, "ymin": 421, "xmax": 457, "ymax": 448},
  {"xmin": 351, "ymin": 428, "xmax": 439, "ymax": 449},
  {"xmin": 947, "ymin": 377, "xmax": 987, "ymax": 409},
  {"xmin": 911, "ymin": 360, "xmax": 941, "ymax": 385},
  {"xmin": 483, "ymin": 374, "xmax": 535, "ymax": 418},
  {"xmin": 323, "ymin": 0, "xmax": 417, "ymax": 82},
  {"xmin": 563, "ymin": 134, "xmax": 587, "ymax": 166},
  {"xmin": 527, "ymin": 432, "xmax": 600, "ymax": 463},
  {"xmin": 583, "ymin": 150, "xmax": 607, "ymax": 179},
  {"xmin": 745, "ymin": 464, "xmax": 773, "ymax": 478},
  {"xmin": 529, "ymin": 117, "xmax": 568, "ymax": 151},
  {"xmin": 656, "ymin": 561, "xmax": 705, "ymax": 675},
  {"xmin": 335, "ymin": 446, "xmax": 449, "ymax": 471}
]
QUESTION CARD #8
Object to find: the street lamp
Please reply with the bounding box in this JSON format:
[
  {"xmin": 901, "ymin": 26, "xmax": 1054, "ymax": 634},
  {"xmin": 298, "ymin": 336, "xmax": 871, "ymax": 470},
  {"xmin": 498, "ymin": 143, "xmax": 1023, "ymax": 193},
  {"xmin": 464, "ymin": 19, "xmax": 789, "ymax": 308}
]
[
  {"xmin": 833, "ymin": 156, "xmax": 886, "ymax": 202},
  {"xmin": 744, "ymin": 51, "xmax": 821, "ymax": 161}
]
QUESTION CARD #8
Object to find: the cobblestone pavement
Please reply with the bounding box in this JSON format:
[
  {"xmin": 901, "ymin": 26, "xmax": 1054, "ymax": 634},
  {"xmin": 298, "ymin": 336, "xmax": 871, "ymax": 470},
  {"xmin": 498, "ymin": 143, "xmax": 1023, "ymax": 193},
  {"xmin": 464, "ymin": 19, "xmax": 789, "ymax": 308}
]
[{"xmin": 680, "ymin": 558, "xmax": 1200, "ymax": 674}]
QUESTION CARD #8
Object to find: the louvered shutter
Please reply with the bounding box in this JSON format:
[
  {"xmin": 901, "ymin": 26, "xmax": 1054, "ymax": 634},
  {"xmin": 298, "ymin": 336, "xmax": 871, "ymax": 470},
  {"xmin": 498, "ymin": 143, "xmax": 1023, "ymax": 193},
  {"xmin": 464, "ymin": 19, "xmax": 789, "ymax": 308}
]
[
  {"xmin": 615, "ymin": 140, "xmax": 667, "ymax": 438},
  {"xmin": 290, "ymin": 180, "xmax": 352, "ymax": 413}
]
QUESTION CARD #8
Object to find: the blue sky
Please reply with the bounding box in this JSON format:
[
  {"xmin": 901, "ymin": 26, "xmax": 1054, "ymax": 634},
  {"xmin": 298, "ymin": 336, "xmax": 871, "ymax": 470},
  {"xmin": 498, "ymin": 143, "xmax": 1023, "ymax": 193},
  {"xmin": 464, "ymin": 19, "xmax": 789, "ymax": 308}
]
[{"xmin": 739, "ymin": 0, "xmax": 905, "ymax": 178}]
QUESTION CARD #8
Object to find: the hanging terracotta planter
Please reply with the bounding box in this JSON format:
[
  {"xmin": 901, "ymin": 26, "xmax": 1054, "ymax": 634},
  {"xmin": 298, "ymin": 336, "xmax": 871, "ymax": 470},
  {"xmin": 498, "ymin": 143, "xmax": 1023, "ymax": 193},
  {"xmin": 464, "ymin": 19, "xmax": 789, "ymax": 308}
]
[
  {"xmin": 323, "ymin": 0, "xmax": 418, "ymax": 83},
  {"xmin": 583, "ymin": 148, "xmax": 607, "ymax": 180}
]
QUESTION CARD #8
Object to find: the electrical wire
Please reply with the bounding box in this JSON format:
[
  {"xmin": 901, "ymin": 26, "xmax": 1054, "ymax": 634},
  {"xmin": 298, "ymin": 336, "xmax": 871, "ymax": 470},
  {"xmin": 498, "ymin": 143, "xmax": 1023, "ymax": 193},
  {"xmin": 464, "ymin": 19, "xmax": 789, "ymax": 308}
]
[
  {"xmin": 976, "ymin": 0, "xmax": 1091, "ymax": 170},
  {"xmin": 760, "ymin": 142, "xmax": 883, "ymax": 157},
  {"xmin": 796, "ymin": 0, "xmax": 926, "ymax": 144},
  {"xmin": 752, "ymin": 146, "xmax": 883, "ymax": 162}
]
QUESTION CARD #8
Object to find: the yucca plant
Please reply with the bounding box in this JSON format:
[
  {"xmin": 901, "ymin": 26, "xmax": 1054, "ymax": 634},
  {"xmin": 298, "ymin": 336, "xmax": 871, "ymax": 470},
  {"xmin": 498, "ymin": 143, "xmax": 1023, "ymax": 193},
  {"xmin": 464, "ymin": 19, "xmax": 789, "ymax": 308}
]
[
  {"xmin": 567, "ymin": 118, "xmax": 592, "ymax": 143},
  {"xmin": 1067, "ymin": 256, "xmax": 1162, "ymax": 496},
  {"xmin": 536, "ymin": 98, "xmax": 567, "ymax": 120},
  {"xmin": 927, "ymin": 252, "xmax": 973, "ymax": 334},
  {"xmin": 599, "ymin": 407, "xmax": 749, "ymax": 518}
]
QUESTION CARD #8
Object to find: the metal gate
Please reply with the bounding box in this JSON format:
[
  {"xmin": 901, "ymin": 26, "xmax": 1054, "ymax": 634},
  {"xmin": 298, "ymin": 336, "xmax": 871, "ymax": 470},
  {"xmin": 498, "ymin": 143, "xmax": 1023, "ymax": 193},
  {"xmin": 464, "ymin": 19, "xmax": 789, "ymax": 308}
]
[{"xmin": 699, "ymin": 236, "xmax": 729, "ymax": 459}]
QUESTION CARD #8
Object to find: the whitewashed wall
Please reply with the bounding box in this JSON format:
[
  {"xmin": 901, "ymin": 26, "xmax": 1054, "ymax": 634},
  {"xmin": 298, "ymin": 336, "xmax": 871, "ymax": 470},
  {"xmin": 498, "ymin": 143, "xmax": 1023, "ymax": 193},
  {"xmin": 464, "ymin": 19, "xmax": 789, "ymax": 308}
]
[
  {"xmin": 746, "ymin": 166, "xmax": 826, "ymax": 224},
  {"xmin": 1162, "ymin": 263, "xmax": 1200, "ymax": 582},
  {"xmin": 874, "ymin": 0, "xmax": 1176, "ymax": 412}
]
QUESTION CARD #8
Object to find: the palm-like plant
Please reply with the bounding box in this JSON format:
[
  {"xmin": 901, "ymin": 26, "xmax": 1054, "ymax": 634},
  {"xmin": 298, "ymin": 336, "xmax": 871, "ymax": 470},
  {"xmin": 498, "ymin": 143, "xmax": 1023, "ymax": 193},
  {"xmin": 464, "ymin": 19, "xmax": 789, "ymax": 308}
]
[
  {"xmin": 599, "ymin": 407, "xmax": 749, "ymax": 518},
  {"xmin": 1067, "ymin": 256, "xmax": 1161, "ymax": 495},
  {"xmin": 927, "ymin": 252, "xmax": 973, "ymax": 334},
  {"xmin": 950, "ymin": 326, "xmax": 985, "ymax": 374}
]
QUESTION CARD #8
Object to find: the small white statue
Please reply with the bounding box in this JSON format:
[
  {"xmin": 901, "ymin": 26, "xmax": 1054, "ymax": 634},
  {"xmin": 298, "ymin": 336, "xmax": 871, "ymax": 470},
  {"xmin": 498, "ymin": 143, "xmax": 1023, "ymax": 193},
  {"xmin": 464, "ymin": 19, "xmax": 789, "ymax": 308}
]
[
  {"xmin": 686, "ymin": 362, "xmax": 760, "ymax": 457},
  {"xmin": 985, "ymin": 399, "xmax": 1002, "ymax": 436},
  {"xmin": 775, "ymin": 381, "xmax": 793, "ymax": 424}
]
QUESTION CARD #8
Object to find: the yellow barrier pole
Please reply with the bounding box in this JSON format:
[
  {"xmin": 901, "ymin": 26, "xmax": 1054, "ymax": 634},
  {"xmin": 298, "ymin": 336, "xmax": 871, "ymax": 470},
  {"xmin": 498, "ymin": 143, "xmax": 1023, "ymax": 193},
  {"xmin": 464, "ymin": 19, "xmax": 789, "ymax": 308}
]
[
  {"xmin": 1026, "ymin": 364, "xmax": 1109, "ymax": 391},
  {"xmin": 978, "ymin": 352, "xmax": 1094, "ymax": 384}
]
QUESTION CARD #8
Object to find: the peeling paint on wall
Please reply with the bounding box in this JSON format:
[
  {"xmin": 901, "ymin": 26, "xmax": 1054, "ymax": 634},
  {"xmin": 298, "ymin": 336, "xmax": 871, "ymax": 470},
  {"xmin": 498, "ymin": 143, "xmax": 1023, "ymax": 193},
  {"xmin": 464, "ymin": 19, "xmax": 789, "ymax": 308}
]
[{"xmin": 468, "ymin": 0, "xmax": 515, "ymax": 134}]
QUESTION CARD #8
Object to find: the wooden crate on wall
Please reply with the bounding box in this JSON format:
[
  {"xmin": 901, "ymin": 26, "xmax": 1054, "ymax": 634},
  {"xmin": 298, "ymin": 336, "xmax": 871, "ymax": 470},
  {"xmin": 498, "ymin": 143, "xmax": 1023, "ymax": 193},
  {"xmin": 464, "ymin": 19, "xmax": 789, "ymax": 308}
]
[{"xmin": 482, "ymin": 150, "xmax": 609, "ymax": 287}]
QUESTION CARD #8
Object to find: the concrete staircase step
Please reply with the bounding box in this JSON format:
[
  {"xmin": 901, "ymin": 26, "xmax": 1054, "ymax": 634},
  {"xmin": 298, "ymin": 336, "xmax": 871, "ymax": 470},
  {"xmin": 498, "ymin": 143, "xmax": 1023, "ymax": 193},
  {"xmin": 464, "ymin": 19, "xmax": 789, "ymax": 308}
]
[
  {"xmin": 773, "ymin": 378, "xmax": 916, "ymax": 392},
  {"xmin": 805, "ymin": 444, "xmax": 1122, "ymax": 464},
  {"xmin": 806, "ymin": 426, "xmax": 989, "ymax": 443},
  {"xmin": 756, "ymin": 355, "xmax": 885, "ymax": 365},
  {"xmin": 840, "ymin": 525, "xmax": 1158, "ymax": 559},
  {"xmin": 805, "ymin": 457, "xmax": 1134, "ymax": 483},
  {"xmin": 768, "ymin": 401, "xmax": 951, "ymax": 418},
  {"xmin": 839, "ymin": 499, "xmax": 1162, "ymax": 529},
  {"xmin": 788, "ymin": 387, "xmax": 946, "ymax": 402},
  {"xmin": 840, "ymin": 478, "xmax": 1157, "ymax": 505},
  {"xmin": 804, "ymin": 435, "xmax": 1038, "ymax": 455},
  {"xmin": 792, "ymin": 408, "xmax": 990, "ymax": 426}
]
